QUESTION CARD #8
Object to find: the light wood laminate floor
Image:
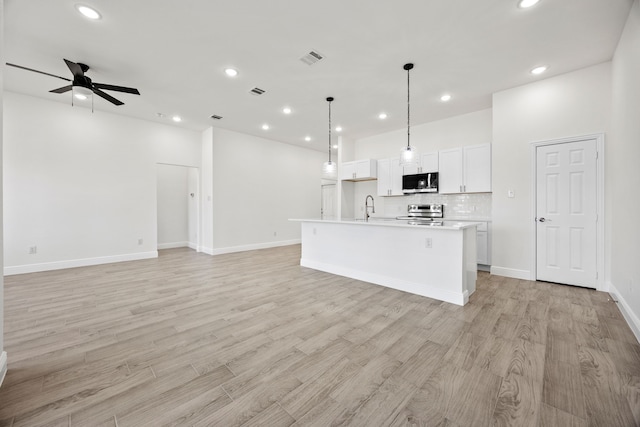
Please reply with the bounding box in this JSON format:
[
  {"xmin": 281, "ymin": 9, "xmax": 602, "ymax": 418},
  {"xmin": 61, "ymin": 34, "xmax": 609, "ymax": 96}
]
[{"xmin": 0, "ymin": 245, "xmax": 638, "ymax": 426}]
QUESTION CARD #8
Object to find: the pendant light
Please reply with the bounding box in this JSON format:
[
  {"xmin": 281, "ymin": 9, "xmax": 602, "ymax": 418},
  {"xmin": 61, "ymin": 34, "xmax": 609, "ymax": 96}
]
[
  {"xmin": 400, "ymin": 63, "xmax": 419, "ymax": 166},
  {"xmin": 322, "ymin": 96, "xmax": 337, "ymax": 179}
]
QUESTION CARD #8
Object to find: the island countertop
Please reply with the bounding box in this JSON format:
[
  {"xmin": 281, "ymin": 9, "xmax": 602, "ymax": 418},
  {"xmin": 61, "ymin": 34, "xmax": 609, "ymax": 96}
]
[{"xmin": 289, "ymin": 218, "xmax": 481, "ymax": 230}]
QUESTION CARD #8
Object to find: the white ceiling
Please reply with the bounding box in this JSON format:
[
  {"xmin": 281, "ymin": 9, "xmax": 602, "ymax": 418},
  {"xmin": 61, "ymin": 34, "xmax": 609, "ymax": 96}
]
[{"xmin": 3, "ymin": 0, "xmax": 633, "ymax": 153}]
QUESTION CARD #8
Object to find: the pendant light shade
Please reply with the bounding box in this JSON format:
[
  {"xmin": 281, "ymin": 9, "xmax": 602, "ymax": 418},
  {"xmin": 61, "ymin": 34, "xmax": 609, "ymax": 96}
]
[
  {"xmin": 399, "ymin": 63, "xmax": 419, "ymax": 166},
  {"xmin": 322, "ymin": 96, "xmax": 337, "ymax": 179}
]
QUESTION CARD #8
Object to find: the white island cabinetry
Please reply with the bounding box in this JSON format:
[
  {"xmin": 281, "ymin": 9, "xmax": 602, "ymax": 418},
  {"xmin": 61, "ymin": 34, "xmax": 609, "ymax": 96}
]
[{"xmin": 293, "ymin": 219, "xmax": 478, "ymax": 306}]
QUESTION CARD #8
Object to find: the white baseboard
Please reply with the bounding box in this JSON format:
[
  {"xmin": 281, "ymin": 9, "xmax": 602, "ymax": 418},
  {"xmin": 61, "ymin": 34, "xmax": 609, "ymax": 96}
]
[
  {"xmin": 157, "ymin": 241, "xmax": 189, "ymax": 250},
  {"xmin": 0, "ymin": 351, "xmax": 7, "ymax": 388},
  {"xmin": 490, "ymin": 266, "xmax": 531, "ymax": 280},
  {"xmin": 301, "ymin": 258, "xmax": 468, "ymax": 306},
  {"xmin": 4, "ymin": 251, "xmax": 158, "ymax": 276},
  {"xmin": 608, "ymin": 281, "xmax": 640, "ymax": 344},
  {"xmin": 207, "ymin": 239, "xmax": 301, "ymax": 256}
]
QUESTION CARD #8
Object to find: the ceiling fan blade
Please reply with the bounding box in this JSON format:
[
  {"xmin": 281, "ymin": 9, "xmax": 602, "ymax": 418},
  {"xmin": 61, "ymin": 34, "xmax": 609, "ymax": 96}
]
[
  {"xmin": 64, "ymin": 59, "xmax": 85, "ymax": 78},
  {"xmin": 93, "ymin": 88, "xmax": 124, "ymax": 106},
  {"xmin": 49, "ymin": 85, "xmax": 73, "ymax": 94},
  {"xmin": 93, "ymin": 83, "xmax": 140, "ymax": 95},
  {"xmin": 6, "ymin": 62, "xmax": 71, "ymax": 81}
]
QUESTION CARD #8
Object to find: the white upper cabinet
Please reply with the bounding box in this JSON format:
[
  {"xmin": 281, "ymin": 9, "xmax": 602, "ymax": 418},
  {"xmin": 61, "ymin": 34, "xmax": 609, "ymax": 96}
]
[
  {"xmin": 402, "ymin": 151, "xmax": 439, "ymax": 175},
  {"xmin": 377, "ymin": 158, "xmax": 403, "ymax": 197},
  {"xmin": 340, "ymin": 159, "xmax": 377, "ymax": 181},
  {"xmin": 439, "ymin": 144, "xmax": 491, "ymax": 194},
  {"xmin": 463, "ymin": 144, "xmax": 492, "ymax": 193}
]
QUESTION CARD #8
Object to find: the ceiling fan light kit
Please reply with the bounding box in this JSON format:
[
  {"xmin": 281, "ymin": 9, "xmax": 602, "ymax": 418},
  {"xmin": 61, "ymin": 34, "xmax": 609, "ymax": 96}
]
[{"xmin": 6, "ymin": 58, "xmax": 140, "ymax": 111}]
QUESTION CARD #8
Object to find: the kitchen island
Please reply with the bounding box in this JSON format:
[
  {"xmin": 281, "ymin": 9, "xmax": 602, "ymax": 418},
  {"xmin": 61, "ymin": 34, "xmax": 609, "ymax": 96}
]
[{"xmin": 291, "ymin": 219, "xmax": 478, "ymax": 306}]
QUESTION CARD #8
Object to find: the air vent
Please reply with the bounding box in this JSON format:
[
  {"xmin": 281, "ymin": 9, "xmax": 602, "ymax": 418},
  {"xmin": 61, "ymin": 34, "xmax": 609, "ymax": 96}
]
[
  {"xmin": 300, "ymin": 50, "xmax": 324, "ymax": 66},
  {"xmin": 250, "ymin": 87, "xmax": 266, "ymax": 96},
  {"xmin": 210, "ymin": 115, "xmax": 223, "ymax": 120}
]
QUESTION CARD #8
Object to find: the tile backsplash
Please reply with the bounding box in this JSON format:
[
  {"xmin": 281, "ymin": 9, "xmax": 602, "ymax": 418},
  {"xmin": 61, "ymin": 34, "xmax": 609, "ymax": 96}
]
[{"xmin": 382, "ymin": 193, "xmax": 492, "ymax": 219}]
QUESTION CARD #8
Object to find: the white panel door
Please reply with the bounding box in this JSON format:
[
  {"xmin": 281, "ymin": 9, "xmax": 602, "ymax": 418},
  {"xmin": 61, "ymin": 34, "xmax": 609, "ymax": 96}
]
[
  {"xmin": 536, "ymin": 139, "xmax": 597, "ymax": 288},
  {"xmin": 321, "ymin": 184, "xmax": 336, "ymax": 220}
]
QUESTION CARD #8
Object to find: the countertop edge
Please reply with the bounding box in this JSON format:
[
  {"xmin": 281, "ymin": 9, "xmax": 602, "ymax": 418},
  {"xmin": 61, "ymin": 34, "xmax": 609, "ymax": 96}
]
[{"xmin": 289, "ymin": 218, "xmax": 480, "ymax": 230}]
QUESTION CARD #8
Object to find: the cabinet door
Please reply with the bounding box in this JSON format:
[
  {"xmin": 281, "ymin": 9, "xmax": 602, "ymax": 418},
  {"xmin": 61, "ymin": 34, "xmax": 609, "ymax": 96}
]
[
  {"xmin": 340, "ymin": 161, "xmax": 355, "ymax": 180},
  {"xmin": 377, "ymin": 158, "xmax": 403, "ymax": 196},
  {"xmin": 438, "ymin": 148, "xmax": 463, "ymax": 193},
  {"xmin": 390, "ymin": 158, "xmax": 403, "ymax": 195},
  {"xmin": 402, "ymin": 163, "xmax": 420, "ymax": 175},
  {"xmin": 420, "ymin": 152, "xmax": 439, "ymax": 172},
  {"xmin": 477, "ymin": 231, "xmax": 488, "ymax": 264},
  {"xmin": 377, "ymin": 159, "xmax": 391, "ymax": 196},
  {"xmin": 355, "ymin": 159, "xmax": 377, "ymax": 179},
  {"xmin": 464, "ymin": 144, "xmax": 491, "ymax": 193}
]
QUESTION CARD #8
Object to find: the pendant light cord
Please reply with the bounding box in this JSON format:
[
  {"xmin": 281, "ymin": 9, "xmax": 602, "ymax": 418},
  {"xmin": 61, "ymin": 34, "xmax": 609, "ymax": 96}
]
[
  {"xmin": 406, "ymin": 64, "xmax": 411, "ymax": 150},
  {"xmin": 327, "ymin": 96, "xmax": 334, "ymax": 164}
]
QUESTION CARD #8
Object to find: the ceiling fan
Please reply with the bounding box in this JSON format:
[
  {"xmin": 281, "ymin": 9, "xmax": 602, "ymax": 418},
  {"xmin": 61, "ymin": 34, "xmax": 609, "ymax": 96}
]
[{"xmin": 6, "ymin": 58, "xmax": 140, "ymax": 106}]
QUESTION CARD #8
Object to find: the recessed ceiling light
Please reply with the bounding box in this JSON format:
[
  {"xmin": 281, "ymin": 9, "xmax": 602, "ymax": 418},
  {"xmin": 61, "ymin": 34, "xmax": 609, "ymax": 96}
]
[
  {"xmin": 75, "ymin": 4, "xmax": 101, "ymax": 20},
  {"xmin": 335, "ymin": 126, "xmax": 343, "ymax": 132},
  {"xmin": 224, "ymin": 68, "xmax": 238, "ymax": 77},
  {"xmin": 304, "ymin": 136, "xmax": 311, "ymax": 142},
  {"xmin": 333, "ymin": 144, "xmax": 338, "ymax": 149},
  {"xmin": 440, "ymin": 94, "xmax": 452, "ymax": 102},
  {"xmin": 262, "ymin": 124, "xmax": 270, "ymax": 130},
  {"xmin": 283, "ymin": 107, "xmax": 292, "ymax": 115},
  {"xmin": 378, "ymin": 113, "xmax": 387, "ymax": 120},
  {"xmin": 518, "ymin": 0, "xmax": 540, "ymax": 8},
  {"xmin": 172, "ymin": 116, "xmax": 182, "ymax": 122},
  {"xmin": 531, "ymin": 65, "xmax": 548, "ymax": 75}
]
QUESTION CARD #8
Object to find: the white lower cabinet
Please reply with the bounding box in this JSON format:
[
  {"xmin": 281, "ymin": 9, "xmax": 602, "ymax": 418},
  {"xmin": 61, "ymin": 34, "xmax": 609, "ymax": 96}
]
[
  {"xmin": 452, "ymin": 220, "xmax": 490, "ymax": 265},
  {"xmin": 477, "ymin": 229, "xmax": 488, "ymax": 265},
  {"xmin": 475, "ymin": 221, "xmax": 490, "ymax": 265}
]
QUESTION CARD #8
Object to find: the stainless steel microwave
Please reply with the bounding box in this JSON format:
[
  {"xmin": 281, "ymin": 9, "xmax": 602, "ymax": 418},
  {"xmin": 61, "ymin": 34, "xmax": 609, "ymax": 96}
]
[{"xmin": 402, "ymin": 172, "xmax": 438, "ymax": 194}]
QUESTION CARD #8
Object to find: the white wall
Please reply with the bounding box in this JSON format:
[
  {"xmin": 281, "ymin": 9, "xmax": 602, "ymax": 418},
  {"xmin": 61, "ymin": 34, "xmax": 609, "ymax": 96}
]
[
  {"xmin": 610, "ymin": 0, "xmax": 640, "ymax": 334},
  {"xmin": 491, "ymin": 63, "xmax": 612, "ymax": 279},
  {"xmin": 157, "ymin": 164, "xmax": 189, "ymax": 248},
  {"xmin": 200, "ymin": 128, "xmax": 213, "ymax": 252},
  {"xmin": 1, "ymin": 0, "xmax": 6, "ymax": 386},
  {"xmin": 3, "ymin": 92, "xmax": 201, "ymax": 274},
  {"xmin": 202, "ymin": 127, "xmax": 325, "ymax": 254},
  {"xmin": 350, "ymin": 109, "xmax": 493, "ymax": 218}
]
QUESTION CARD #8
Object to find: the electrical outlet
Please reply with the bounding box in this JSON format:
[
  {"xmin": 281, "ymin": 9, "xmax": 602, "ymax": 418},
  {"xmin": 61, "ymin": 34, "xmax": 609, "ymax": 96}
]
[
  {"xmin": 313, "ymin": 227, "xmax": 317, "ymax": 235},
  {"xmin": 273, "ymin": 231, "xmax": 277, "ymax": 237},
  {"xmin": 28, "ymin": 246, "xmax": 37, "ymax": 254},
  {"xmin": 425, "ymin": 238, "xmax": 432, "ymax": 249},
  {"xmin": 138, "ymin": 238, "xmax": 143, "ymax": 245}
]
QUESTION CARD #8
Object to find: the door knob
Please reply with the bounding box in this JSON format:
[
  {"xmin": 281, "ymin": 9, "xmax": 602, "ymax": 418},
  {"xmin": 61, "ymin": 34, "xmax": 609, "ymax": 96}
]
[{"xmin": 538, "ymin": 217, "xmax": 551, "ymax": 222}]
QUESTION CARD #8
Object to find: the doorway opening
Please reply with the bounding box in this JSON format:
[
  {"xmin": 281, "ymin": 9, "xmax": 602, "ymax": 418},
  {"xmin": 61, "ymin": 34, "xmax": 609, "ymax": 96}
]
[
  {"xmin": 321, "ymin": 182, "xmax": 337, "ymax": 220},
  {"xmin": 156, "ymin": 164, "xmax": 200, "ymax": 252}
]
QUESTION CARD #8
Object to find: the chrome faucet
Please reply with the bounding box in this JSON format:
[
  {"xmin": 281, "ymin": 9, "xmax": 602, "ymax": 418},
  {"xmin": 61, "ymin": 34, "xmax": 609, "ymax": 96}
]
[{"xmin": 365, "ymin": 195, "xmax": 375, "ymax": 221}]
